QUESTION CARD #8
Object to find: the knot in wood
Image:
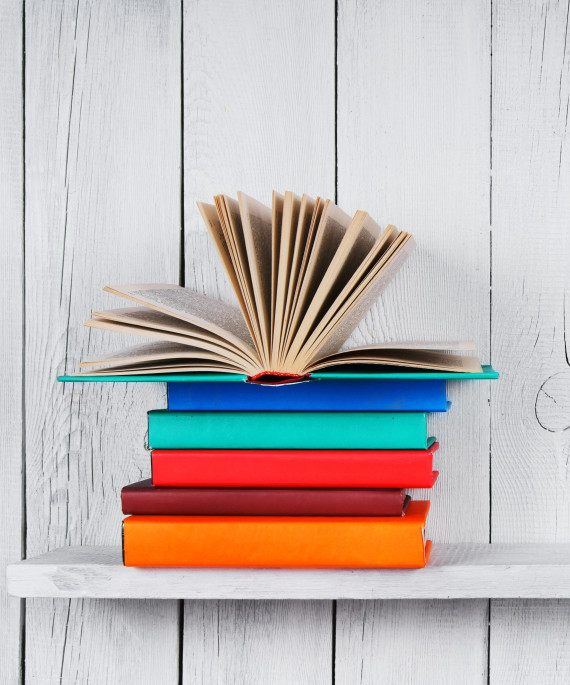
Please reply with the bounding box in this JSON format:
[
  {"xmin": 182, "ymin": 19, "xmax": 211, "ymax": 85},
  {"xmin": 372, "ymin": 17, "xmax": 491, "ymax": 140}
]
[{"xmin": 535, "ymin": 371, "xmax": 570, "ymax": 432}]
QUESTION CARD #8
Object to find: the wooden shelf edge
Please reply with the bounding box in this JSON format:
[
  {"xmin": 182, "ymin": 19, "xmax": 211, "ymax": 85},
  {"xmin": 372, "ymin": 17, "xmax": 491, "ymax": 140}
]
[{"xmin": 7, "ymin": 543, "xmax": 570, "ymax": 599}]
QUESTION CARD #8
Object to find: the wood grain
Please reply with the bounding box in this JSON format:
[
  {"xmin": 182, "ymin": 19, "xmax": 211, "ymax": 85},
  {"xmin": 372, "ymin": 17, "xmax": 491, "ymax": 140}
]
[
  {"xmin": 336, "ymin": 599, "xmax": 488, "ymax": 685},
  {"xmin": 0, "ymin": 0, "xmax": 23, "ymax": 682},
  {"xmin": 3, "ymin": 1, "xmax": 569, "ymax": 682},
  {"xmin": 491, "ymin": 0, "xmax": 570, "ymax": 682},
  {"xmin": 24, "ymin": 1, "xmax": 181, "ymax": 682},
  {"xmin": 490, "ymin": 600, "xmax": 570, "ymax": 684},
  {"xmin": 184, "ymin": 601, "xmax": 332, "ymax": 685},
  {"xmin": 8, "ymin": 544, "xmax": 570, "ymax": 600},
  {"xmin": 182, "ymin": 1, "xmax": 335, "ymax": 682},
  {"xmin": 336, "ymin": 1, "xmax": 491, "ymax": 682}
]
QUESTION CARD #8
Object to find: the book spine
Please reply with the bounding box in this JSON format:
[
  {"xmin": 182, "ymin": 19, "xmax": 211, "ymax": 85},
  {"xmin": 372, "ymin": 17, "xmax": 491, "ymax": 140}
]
[
  {"xmin": 167, "ymin": 378, "xmax": 448, "ymax": 412},
  {"xmin": 122, "ymin": 501, "xmax": 430, "ymax": 568},
  {"xmin": 147, "ymin": 411, "xmax": 428, "ymax": 450},
  {"xmin": 151, "ymin": 446, "xmax": 438, "ymax": 488},
  {"xmin": 121, "ymin": 481, "xmax": 408, "ymax": 516}
]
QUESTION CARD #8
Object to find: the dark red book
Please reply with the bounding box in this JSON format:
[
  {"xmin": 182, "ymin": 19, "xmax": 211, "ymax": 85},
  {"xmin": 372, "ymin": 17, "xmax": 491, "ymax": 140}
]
[
  {"xmin": 121, "ymin": 479, "xmax": 411, "ymax": 516},
  {"xmin": 151, "ymin": 443, "xmax": 439, "ymax": 488}
]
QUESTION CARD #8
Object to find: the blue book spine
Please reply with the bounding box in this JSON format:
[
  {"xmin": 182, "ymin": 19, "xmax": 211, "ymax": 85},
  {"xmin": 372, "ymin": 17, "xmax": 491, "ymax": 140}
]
[{"xmin": 167, "ymin": 378, "xmax": 447, "ymax": 412}]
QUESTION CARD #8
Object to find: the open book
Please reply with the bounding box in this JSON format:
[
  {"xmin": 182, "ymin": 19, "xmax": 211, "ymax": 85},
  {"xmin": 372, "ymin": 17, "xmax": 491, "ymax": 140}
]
[{"xmin": 78, "ymin": 191, "xmax": 483, "ymax": 380}]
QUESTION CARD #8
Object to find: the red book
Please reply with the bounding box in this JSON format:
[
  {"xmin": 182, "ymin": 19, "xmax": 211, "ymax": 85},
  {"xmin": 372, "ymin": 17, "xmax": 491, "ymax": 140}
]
[
  {"xmin": 122, "ymin": 479, "xmax": 410, "ymax": 516},
  {"xmin": 151, "ymin": 443, "xmax": 439, "ymax": 488}
]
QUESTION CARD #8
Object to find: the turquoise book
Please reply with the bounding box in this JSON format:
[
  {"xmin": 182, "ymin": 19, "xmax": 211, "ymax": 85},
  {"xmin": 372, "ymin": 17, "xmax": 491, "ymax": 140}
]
[{"xmin": 147, "ymin": 410, "xmax": 430, "ymax": 450}]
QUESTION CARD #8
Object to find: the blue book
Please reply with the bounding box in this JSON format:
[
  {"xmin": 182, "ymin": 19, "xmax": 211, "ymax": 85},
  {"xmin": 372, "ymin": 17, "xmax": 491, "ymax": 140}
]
[{"xmin": 167, "ymin": 377, "xmax": 448, "ymax": 412}]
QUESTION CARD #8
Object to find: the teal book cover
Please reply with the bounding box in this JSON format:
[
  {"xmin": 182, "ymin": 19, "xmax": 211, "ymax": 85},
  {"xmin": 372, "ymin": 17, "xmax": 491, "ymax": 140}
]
[
  {"xmin": 58, "ymin": 364, "xmax": 499, "ymax": 383},
  {"xmin": 147, "ymin": 410, "xmax": 429, "ymax": 450}
]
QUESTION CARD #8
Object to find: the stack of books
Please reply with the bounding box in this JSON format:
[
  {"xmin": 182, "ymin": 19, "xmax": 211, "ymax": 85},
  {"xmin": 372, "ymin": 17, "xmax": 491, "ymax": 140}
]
[
  {"xmin": 120, "ymin": 372, "xmax": 448, "ymax": 567},
  {"xmin": 65, "ymin": 190, "xmax": 496, "ymax": 568}
]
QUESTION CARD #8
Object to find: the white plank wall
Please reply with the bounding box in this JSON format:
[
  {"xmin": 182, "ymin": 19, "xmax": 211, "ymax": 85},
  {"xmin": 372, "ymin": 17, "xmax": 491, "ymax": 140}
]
[
  {"xmin": 0, "ymin": 0, "xmax": 23, "ymax": 683},
  {"xmin": 336, "ymin": 1, "xmax": 491, "ymax": 682},
  {"xmin": 1, "ymin": 1, "xmax": 570, "ymax": 683},
  {"xmin": 24, "ymin": 1, "xmax": 181, "ymax": 683},
  {"xmin": 491, "ymin": 1, "xmax": 570, "ymax": 683},
  {"xmin": 182, "ymin": 1, "xmax": 335, "ymax": 682}
]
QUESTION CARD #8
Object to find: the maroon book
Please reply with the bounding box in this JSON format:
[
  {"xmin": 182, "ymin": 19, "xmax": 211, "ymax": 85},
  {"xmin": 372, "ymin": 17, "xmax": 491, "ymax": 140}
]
[{"xmin": 121, "ymin": 479, "xmax": 410, "ymax": 517}]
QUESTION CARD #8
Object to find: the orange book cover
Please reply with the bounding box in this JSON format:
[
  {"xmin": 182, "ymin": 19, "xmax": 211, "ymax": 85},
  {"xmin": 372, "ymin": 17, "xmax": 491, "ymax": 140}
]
[{"xmin": 122, "ymin": 501, "xmax": 431, "ymax": 568}]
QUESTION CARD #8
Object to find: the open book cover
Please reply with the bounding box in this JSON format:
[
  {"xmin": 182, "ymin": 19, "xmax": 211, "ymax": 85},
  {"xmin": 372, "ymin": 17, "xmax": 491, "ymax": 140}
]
[{"xmin": 77, "ymin": 191, "xmax": 483, "ymax": 381}]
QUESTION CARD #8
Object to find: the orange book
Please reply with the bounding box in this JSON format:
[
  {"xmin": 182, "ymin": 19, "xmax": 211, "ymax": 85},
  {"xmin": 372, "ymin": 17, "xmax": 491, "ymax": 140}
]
[{"xmin": 122, "ymin": 501, "xmax": 431, "ymax": 568}]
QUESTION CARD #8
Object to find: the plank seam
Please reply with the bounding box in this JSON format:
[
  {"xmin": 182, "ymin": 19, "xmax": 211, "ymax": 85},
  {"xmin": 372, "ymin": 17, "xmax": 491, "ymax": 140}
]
[
  {"xmin": 488, "ymin": 1, "xmax": 493, "ymax": 683},
  {"xmin": 179, "ymin": 0, "xmax": 185, "ymax": 290},
  {"xmin": 178, "ymin": 599, "xmax": 184, "ymax": 685},
  {"xmin": 20, "ymin": 1, "xmax": 27, "ymax": 683},
  {"xmin": 179, "ymin": 4, "xmax": 185, "ymax": 683},
  {"xmin": 334, "ymin": 0, "xmax": 338, "ymax": 205},
  {"xmin": 331, "ymin": 600, "xmax": 336, "ymax": 685},
  {"xmin": 333, "ymin": 2, "xmax": 338, "ymax": 681}
]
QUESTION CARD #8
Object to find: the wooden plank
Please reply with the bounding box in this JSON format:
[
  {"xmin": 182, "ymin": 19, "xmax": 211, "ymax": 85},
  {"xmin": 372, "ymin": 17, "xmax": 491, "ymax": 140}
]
[
  {"xmin": 182, "ymin": 0, "xmax": 335, "ymax": 300},
  {"xmin": 24, "ymin": 1, "xmax": 181, "ymax": 683},
  {"xmin": 491, "ymin": 1, "xmax": 570, "ymax": 683},
  {"xmin": 182, "ymin": 1, "xmax": 335, "ymax": 682},
  {"xmin": 0, "ymin": 0, "xmax": 23, "ymax": 682},
  {"xmin": 184, "ymin": 601, "xmax": 332, "ymax": 685},
  {"xmin": 490, "ymin": 600, "xmax": 570, "ymax": 684},
  {"xmin": 336, "ymin": 599, "xmax": 488, "ymax": 684},
  {"xmin": 336, "ymin": 1, "xmax": 491, "ymax": 683},
  {"xmin": 8, "ymin": 544, "xmax": 570, "ymax": 600}
]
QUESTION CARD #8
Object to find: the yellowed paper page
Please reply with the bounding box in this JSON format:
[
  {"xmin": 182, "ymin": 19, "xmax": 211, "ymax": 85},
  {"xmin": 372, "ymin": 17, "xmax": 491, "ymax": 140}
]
[
  {"xmin": 279, "ymin": 194, "xmax": 316, "ymax": 363},
  {"xmin": 281, "ymin": 196, "xmax": 325, "ymax": 358},
  {"xmin": 85, "ymin": 317, "xmax": 257, "ymax": 373},
  {"xmin": 293, "ymin": 234, "xmax": 415, "ymax": 369},
  {"xmin": 219, "ymin": 195, "xmax": 264, "ymax": 356},
  {"xmin": 271, "ymin": 191, "xmax": 284, "ymax": 346},
  {"xmin": 196, "ymin": 202, "xmax": 250, "ymax": 322},
  {"xmin": 92, "ymin": 307, "xmax": 239, "ymax": 347},
  {"xmin": 79, "ymin": 341, "xmax": 233, "ymax": 369},
  {"xmin": 284, "ymin": 224, "xmax": 401, "ymax": 367},
  {"xmin": 102, "ymin": 284, "xmax": 259, "ymax": 364},
  {"xmin": 284, "ymin": 210, "xmax": 381, "ymax": 365},
  {"xmin": 306, "ymin": 349, "xmax": 483, "ymax": 373},
  {"xmin": 238, "ymin": 191, "xmax": 274, "ymax": 365},
  {"xmin": 314, "ymin": 340, "xmax": 475, "ymax": 352},
  {"xmin": 271, "ymin": 191, "xmax": 301, "ymax": 367},
  {"xmin": 77, "ymin": 361, "xmax": 244, "ymax": 376},
  {"xmin": 213, "ymin": 195, "xmax": 252, "ymax": 313},
  {"xmin": 283, "ymin": 199, "xmax": 352, "ymax": 358}
]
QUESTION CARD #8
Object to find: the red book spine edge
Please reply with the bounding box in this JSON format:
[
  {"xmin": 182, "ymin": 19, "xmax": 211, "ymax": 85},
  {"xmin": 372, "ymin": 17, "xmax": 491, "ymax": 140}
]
[
  {"xmin": 247, "ymin": 371, "xmax": 311, "ymax": 385},
  {"xmin": 121, "ymin": 482, "xmax": 408, "ymax": 516}
]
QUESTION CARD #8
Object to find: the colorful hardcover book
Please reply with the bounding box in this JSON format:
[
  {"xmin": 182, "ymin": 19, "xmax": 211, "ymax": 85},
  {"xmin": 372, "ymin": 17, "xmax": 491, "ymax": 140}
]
[
  {"xmin": 121, "ymin": 479, "xmax": 410, "ymax": 516},
  {"xmin": 122, "ymin": 501, "xmax": 431, "ymax": 568},
  {"xmin": 59, "ymin": 364, "xmax": 499, "ymax": 383},
  {"xmin": 167, "ymin": 377, "xmax": 448, "ymax": 412},
  {"xmin": 151, "ymin": 442, "xmax": 439, "ymax": 488},
  {"xmin": 147, "ymin": 410, "xmax": 429, "ymax": 450}
]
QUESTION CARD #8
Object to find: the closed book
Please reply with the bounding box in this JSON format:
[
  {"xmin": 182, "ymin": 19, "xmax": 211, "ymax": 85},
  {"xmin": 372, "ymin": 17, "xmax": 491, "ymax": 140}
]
[
  {"xmin": 152, "ymin": 443, "xmax": 439, "ymax": 488},
  {"xmin": 122, "ymin": 501, "xmax": 431, "ymax": 568},
  {"xmin": 147, "ymin": 410, "xmax": 429, "ymax": 450},
  {"xmin": 167, "ymin": 378, "xmax": 448, "ymax": 412},
  {"xmin": 121, "ymin": 478, "xmax": 410, "ymax": 516}
]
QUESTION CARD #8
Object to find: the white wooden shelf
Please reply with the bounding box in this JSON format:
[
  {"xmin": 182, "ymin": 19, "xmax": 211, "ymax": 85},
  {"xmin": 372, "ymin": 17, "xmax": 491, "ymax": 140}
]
[{"xmin": 7, "ymin": 543, "xmax": 570, "ymax": 600}]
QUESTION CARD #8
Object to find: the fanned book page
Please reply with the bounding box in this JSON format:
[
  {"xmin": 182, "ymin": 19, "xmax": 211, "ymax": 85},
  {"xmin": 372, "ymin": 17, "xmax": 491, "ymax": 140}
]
[{"xmin": 76, "ymin": 191, "xmax": 484, "ymax": 379}]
